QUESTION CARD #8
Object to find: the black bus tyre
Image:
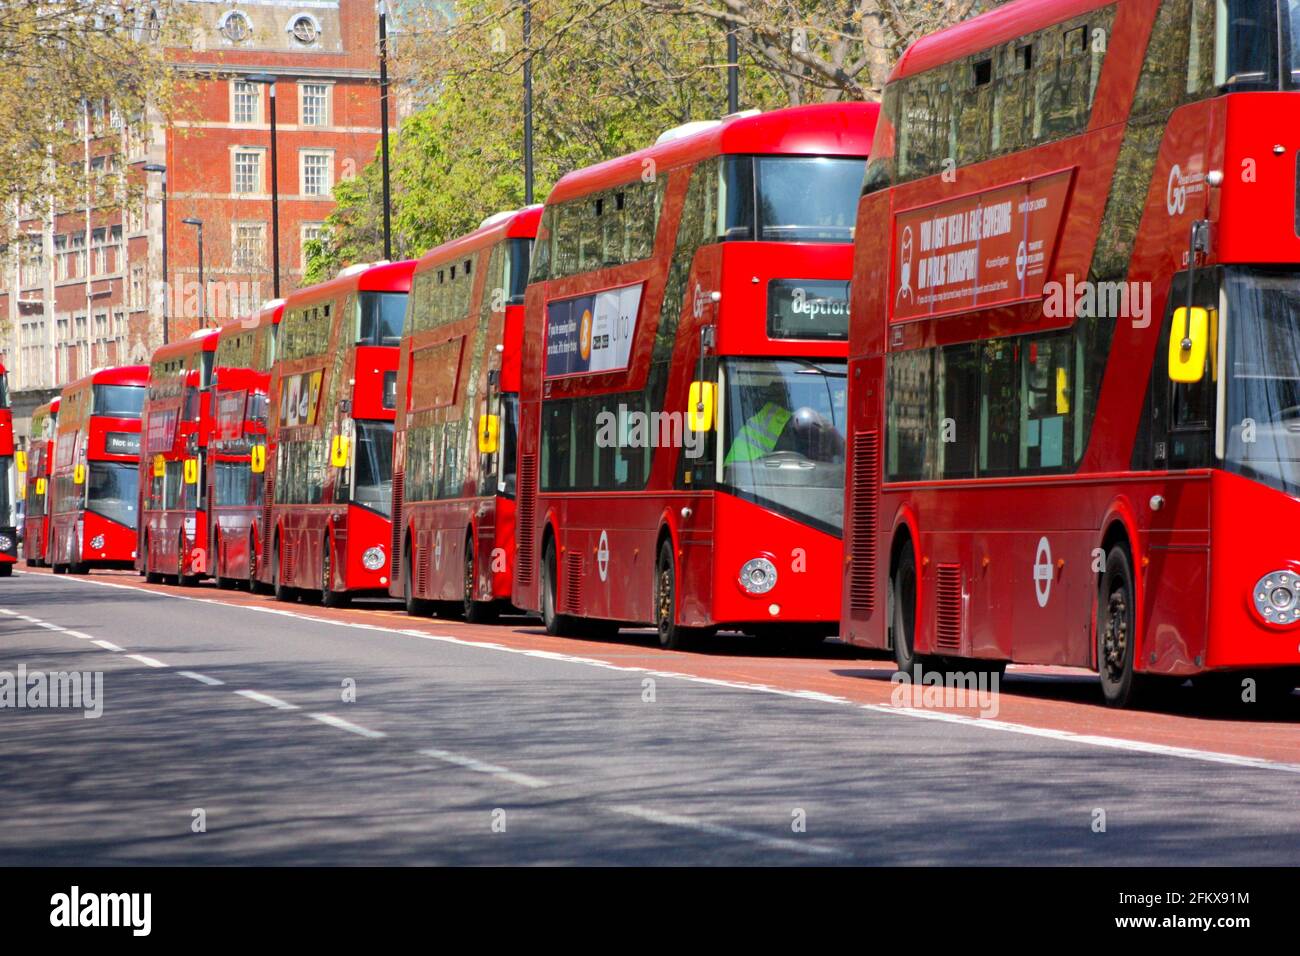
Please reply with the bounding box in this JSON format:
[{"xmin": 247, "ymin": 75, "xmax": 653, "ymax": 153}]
[
  {"xmin": 404, "ymin": 541, "xmax": 433, "ymax": 617},
  {"xmin": 321, "ymin": 541, "xmax": 350, "ymax": 609},
  {"xmin": 655, "ymin": 540, "xmax": 706, "ymax": 651},
  {"xmin": 891, "ymin": 545, "xmax": 924, "ymax": 677},
  {"xmin": 1097, "ymin": 544, "xmax": 1142, "ymax": 708},
  {"xmin": 0, "ymin": 563, "xmax": 12, "ymax": 577},
  {"xmin": 541, "ymin": 540, "xmax": 579, "ymax": 637},
  {"xmin": 273, "ymin": 540, "xmax": 297, "ymax": 603},
  {"xmin": 463, "ymin": 542, "xmax": 498, "ymax": 625}
]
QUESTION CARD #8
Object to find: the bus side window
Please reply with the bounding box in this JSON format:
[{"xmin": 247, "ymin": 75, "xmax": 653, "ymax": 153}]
[
  {"xmin": 935, "ymin": 343, "xmax": 978, "ymax": 478},
  {"xmin": 1019, "ymin": 333, "xmax": 1073, "ymax": 471},
  {"xmin": 886, "ymin": 349, "xmax": 932, "ymax": 480},
  {"xmin": 979, "ymin": 339, "xmax": 1019, "ymax": 475}
]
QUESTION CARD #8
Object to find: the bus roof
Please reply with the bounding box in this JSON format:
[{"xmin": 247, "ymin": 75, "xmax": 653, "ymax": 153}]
[
  {"xmin": 148, "ymin": 327, "xmax": 219, "ymax": 365},
  {"xmin": 891, "ymin": 0, "xmax": 1110, "ymax": 80},
  {"xmin": 413, "ymin": 205, "xmax": 542, "ymax": 276},
  {"xmin": 217, "ymin": 298, "xmax": 285, "ymax": 343},
  {"xmin": 546, "ymin": 102, "xmax": 879, "ymax": 206},
  {"xmin": 285, "ymin": 260, "xmax": 416, "ymax": 312},
  {"xmin": 61, "ymin": 365, "xmax": 149, "ymax": 392}
]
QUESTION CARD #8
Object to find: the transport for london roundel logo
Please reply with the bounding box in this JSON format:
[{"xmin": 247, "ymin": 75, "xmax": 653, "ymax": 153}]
[
  {"xmin": 1034, "ymin": 536, "xmax": 1053, "ymax": 607},
  {"xmin": 579, "ymin": 308, "xmax": 593, "ymax": 361}
]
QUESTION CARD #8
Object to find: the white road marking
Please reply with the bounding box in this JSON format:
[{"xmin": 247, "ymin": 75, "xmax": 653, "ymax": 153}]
[
  {"xmin": 863, "ymin": 703, "xmax": 1300, "ymax": 775},
  {"xmin": 0, "ymin": 608, "xmax": 16, "ymax": 615},
  {"xmin": 63, "ymin": 631, "xmax": 96, "ymax": 640},
  {"xmin": 126, "ymin": 653, "xmax": 168, "ymax": 668},
  {"xmin": 233, "ymin": 689, "xmax": 299, "ymax": 711},
  {"xmin": 31, "ymin": 571, "xmax": 1300, "ymax": 777},
  {"xmin": 37, "ymin": 622, "xmax": 63, "ymax": 631},
  {"xmin": 308, "ymin": 712, "xmax": 386, "ymax": 739},
  {"xmin": 608, "ymin": 804, "xmax": 845, "ymax": 858},
  {"xmin": 178, "ymin": 670, "xmax": 224, "ymax": 686},
  {"xmin": 418, "ymin": 747, "xmax": 549, "ymax": 789},
  {"xmin": 91, "ymin": 639, "xmax": 124, "ymax": 652}
]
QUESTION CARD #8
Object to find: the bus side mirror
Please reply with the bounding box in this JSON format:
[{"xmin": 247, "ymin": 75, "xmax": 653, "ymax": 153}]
[
  {"xmin": 1169, "ymin": 307, "xmax": 1210, "ymax": 384},
  {"xmin": 153, "ymin": 454, "xmax": 165, "ymax": 479},
  {"xmin": 184, "ymin": 458, "xmax": 199, "ymax": 485},
  {"xmin": 688, "ymin": 381, "xmax": 716, "ymax": 433},
  {"xmin": 478, "ymin": 413, "xmax": 499, "ymax": 454},
  {"xmin": 35, "ymin": 478, "xmax": 45, "ymax": 496},
  {"xmin": 331, "ymin": 434, "xmax": 351, "ymax": 469},
  {"xmin": 73, "ymin": 464, "xmax": 85, "ymax": 485},
  {"xmin": 15, "ymin": 450, "xmax": 26, "ymax": 473},
  {"xmin": 250, "ymin": 444, "xmax": 266, "ymax": 475}
]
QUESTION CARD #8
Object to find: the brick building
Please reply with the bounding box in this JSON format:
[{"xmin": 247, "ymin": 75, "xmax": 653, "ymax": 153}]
[{"xmin": 0, "ymin": 0, "xmax": 390, "ymax": 435}]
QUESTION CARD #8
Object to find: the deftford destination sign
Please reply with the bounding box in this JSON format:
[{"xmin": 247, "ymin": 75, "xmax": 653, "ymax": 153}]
[{"xmin": 891, "ymin": 169, "xmax": 1072, "ymax": 321}]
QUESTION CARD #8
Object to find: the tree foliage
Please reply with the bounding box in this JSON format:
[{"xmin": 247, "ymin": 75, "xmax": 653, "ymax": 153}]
[
  {"xmin": 0, "ymin": 1, "xmax": 190, "ymax": 237},
  {"xmin": 306, "ymin": 0, "xmax": 994, "ymax": 281}
]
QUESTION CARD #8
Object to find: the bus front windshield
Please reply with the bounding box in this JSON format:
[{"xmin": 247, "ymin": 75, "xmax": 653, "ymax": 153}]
[
  {"xmin": 720, "ymin": 358, "xmax": 847, "ymax": 534},
  {"xmin": 723, "ymin": 156, "xmax": 866, "ymax": 243},
  {"xmin": 93, "ymin": 384, "xmax": 145, "ymax": 419},
  {"xmin": 358, "ymin": 292, "xmax": 408, "ymax": 347},
  {"xmin": 87, "ymin": 461, "xmax": 139, "ymax": 529}
]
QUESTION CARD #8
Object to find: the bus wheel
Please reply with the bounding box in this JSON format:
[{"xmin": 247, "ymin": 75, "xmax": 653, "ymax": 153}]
[
  {"xmin": 463, "ymin": 542, "xmax": 497, "ymax": 624},
  {"xmin": 541, "ymin": 540, "xmax": 579, "ymax": 637},
  {"xmin": 891, "ymin": 545, "xmax": 925, "ymax": 677},
  {"xmin": 52, "ymin": 562, "xmax": 66, "ymax": 575},
  {"xmin": 655, "ymin": 541, "xmax": 705, "ymax": 651},
  {"xmin": 273, "ymin": 541, "xmax": 297, "ymax": 603},
  {"xmin": 321, "ymin": 541, "xmax": 349, "ymax": 609},
  {"xmin": 404, "ymin": 544, "xmax": 433, "ymax": 617},
  {"xmin": 1097, "ymin": 544, "xmax": 1141, "ymax": 708},
  {"xmin": 0, "ymin": 564, "xmax": 12, "ymax": 577}
]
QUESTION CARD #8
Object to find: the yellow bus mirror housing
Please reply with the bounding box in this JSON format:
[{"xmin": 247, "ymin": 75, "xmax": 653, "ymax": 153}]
[
  {"xmin": 153, "ymin": 454, "xmax": 165, "ymax": 478},
  {"xmin": 73, "ymin": 463, "xmax": 85, "ymax": 485},
  {"xmin": 15, "ymin": 450, "xmax": 26, "ymax": 473},
  {"xmin": 478, "ymin": 413, "xmax": 500, "ymax": 455},
  {"xmin": 331, "ymin": 434, "xmax": 351, "ymax": 468},
  {"xmin": 35, "ymin": 478, "xmax": 46, "ymax": 496},
  {"xmin": 184, "ymin": 457, "xmax": 199, "ymax": 485},
  {"xmin": 1169, "ymin": 306, "xmax": 1210, "ymax": 384},
  {"xmin": 250, "ymin": 444, "xmax": 266, "ymax": 474},
  {"xmin": 688, "ymin": 381, "xmax": 716, "ymax": 433}
]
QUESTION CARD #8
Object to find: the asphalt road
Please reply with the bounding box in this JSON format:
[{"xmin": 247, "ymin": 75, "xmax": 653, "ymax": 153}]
[{"xmin": 1, "ymin": 569, "xmax": 1297, "ymax": 865}]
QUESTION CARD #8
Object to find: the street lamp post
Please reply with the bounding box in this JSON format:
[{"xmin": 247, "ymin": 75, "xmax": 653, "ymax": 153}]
[
  {"xmin": 247, "ymin": 74, "xmax": 281, "ymax": 299},
  {"xmin": 523, "ymin": 0, "xmax": 534, "ymax": 205},
  {"xmin": 378, "ymin": 1, "xmax": 393, "ymax": 261},
  {"xmin": 142, "ymin": 163, "xmax": 168, "ymax": 344},
  {"xmin": 726, "ymin": 27, "xmax": 739, "ymax": 113},
  {"xmin": 182, "ymin": 217, "xmax": 205, "ymax": 325}
]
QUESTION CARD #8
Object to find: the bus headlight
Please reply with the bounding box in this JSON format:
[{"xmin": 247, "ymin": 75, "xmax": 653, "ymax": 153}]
[
  {"xmin": 739, "ymin": 557, "xmax": 777, "ymax": 595},
  {"xmin": 362, "ymin": 546, "xmax": 386, "ymax": 572},
  {"xmin": 1253, "ymin": 570, "xmax": 1300, "ymax": 626},
  {"xmin": 0, "ymin": 533, "xmax": 12, "ymax": 552}
]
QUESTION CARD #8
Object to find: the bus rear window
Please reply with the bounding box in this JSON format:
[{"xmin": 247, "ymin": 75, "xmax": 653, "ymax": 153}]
[{"xmin": 93, "ymin": 384, "xmax": 145, "ymax": 419}]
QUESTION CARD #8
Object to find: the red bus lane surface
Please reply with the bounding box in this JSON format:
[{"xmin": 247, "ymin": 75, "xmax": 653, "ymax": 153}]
[{"xmin": 25, "ymin": 566, "xmax": 1300, "ymax": 769}]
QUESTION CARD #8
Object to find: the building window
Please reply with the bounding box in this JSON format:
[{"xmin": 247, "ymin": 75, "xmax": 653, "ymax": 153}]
[
  {"xmin": 220, "ymin": 11, "xmax": 251, "ymax": 43},
  {"xmin": 130, "ymin": 265, "xmax": 145, "ymax": 308},
  {"xmin": 290, "ymin": 15, "xmax": 320, "ymax": 44},
  {"xmin": 300, "ymin": 150, "xmax": 333, "ymax": 197},
  {"xmin": 232, "ymin": 80, "xmax": 260, "ymax": 124},
  {"xmin": 300, "ymin": 222, "xmax": 326, "ymax": 270},
  {"xmin": 300, "ymin": 83, "xmax": 330, "ymax": 126},
  {"xmin": 233, "ymin": 149, "xmax": 264, "ymax": 194},
  {"xmin": 232, "ymin": 222, "xmax": 266, "ymax": 271},
  {"xmin": 92, "ymin": 228, "xmax": 107, "ymax": 276}
]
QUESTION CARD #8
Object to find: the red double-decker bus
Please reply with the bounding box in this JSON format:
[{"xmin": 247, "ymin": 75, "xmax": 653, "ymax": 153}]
[
  {"xmin": 49, "ymin": 366, "xmax": 147, "ymax": 574},
  {"xmin": 0, "ymin": 365, "xmax": 16, "ymax": 576},
  {"xmin": 209, "ymin": 300, "xmax": 283, "ymax": 590},
  {"xmin": 843, "ymin": 0, "xmax": 1300, "ymax": 706},
  {"xmin": 390, "ymin": 206, "xmax": 540, "ymax": 621},
  {"xmin": 513, "ymin": 104, "xmax": 876, "ymax": 647},
  {"xmin": 21, "ymin": 398, "xmax": 59, "ymax": 568},
  {"xmin": 138, "ymin": 329, "xmax": 219, "ymax": 585},
  {"xmin": 258, "ymin": 260, "xmax": 414, "ymax": 605}
]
